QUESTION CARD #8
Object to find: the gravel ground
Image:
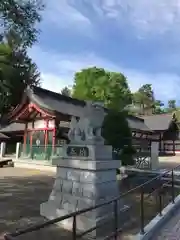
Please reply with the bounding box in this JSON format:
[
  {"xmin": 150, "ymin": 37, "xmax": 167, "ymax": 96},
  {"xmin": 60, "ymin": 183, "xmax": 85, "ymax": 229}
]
[
  {"xmin": 0, "ymin": 166, "xmax": 178, "ymax": 240},
  {"xmin": 0, "ymin": 167, "xmax": 74, "ymax": 240}
]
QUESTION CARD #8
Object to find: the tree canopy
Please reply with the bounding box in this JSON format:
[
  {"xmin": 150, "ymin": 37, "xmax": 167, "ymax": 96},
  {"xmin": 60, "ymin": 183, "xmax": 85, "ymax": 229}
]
[
  {"xmin": 61, "ymin": 86, "xmax": 71, "ymax": 97},
  {"xmin": 168, "ymin": 100, "xmax": 176, "ymax": 111},
  {"xmin": 102, "ymin": 110, "xmax": 135, "ymax": 165},
  {"xmin": 0, "ymin": 41, "xmax": 40, "ymax": 113},
  {"xmin": 132, "ymin": 84, "xmax": 155, "ymax": 115},
  {"xmin": 72, "ymin": 67, "xmax": 132, "ymax": 111},
  {"xmin": 0, "ymin": 0, "xmax": 44, "ymax": 114},
  {"xmin": 0, "ymin": 0, "xmax": 44, "ymax": 48}
]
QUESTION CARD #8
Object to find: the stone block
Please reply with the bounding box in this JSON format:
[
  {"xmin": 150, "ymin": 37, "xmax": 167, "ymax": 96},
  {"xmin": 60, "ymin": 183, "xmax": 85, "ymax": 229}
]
[
  {"xmin": 53, "ymin": 178, "xmax": 62, "ymax": 192},
  {"xmin": 61, "ymin": 195, "xmax": 78, "ymax": 213},
  {"xmin": 72, "ymin": 182, "xmax": 83, "ymax": 197},
  {"xmin": 77, "ymin": 198, "xmax": 95, "ymax": 212},
  {"xmin": 82, "ymin": 180, "xmax": 118, "ymax": 200},
  {"xmin": 52, "ymin": 158, "xmax": 120, "ymax": 170},
  {"xmin": 61, "ymin": 179, "xmax": 73, "ymax": 194},
  {"xmin": 48, "ymin": 193, "xmax": 63, "ymax": 207},
  {"xmin": 66, "ymin": 169, "xmax": 81, "ymax": 182},
  {"xmin": 56, "ymin": 168, "xmax": 68, "ymax": 179},
  {"xmin": 80, "ymin": 170, "xmax": 116, "ymax": 184}
]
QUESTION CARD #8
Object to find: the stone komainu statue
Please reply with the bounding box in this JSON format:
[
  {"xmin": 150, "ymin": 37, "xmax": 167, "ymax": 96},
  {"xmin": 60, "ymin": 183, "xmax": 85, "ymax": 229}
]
[{"xmin": 68, "ymin": 101, "xmax": 105, "ymax": 144}]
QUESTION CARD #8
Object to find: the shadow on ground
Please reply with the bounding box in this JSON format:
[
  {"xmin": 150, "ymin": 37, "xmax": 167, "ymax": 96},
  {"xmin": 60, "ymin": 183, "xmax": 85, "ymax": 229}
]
[{"xmin": 0, "ymin": 168, "xmax": 74, "ymax": 240}]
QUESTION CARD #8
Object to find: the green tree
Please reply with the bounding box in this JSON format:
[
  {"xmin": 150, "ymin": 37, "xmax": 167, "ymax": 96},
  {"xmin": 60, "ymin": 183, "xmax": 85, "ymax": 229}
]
[
  {"xmin": 61, "ymin": 87, "xmax": 71, "ymax": 97},
  {"xmin": 0, "ymin": 0, "xmax": 44, "ymax": 48},
  {"xmin": 102, "ymin": 110, "xmax": 135, "ymax": 166},
  {"xmin": 133, "ymin": 84, "xmax": 155, "ymax": 115},
  {"xmin": 168, "ymin": 100, "xmax": 176, "ymax": 111},
  {"xmin": 0, "ymin": 41, "xmax": 40, "ymax": 113},
  {"xmin": 72, "ymin": 67, "xmax": 132, "ymax": 110},
  {"xmin": 132, "ymin": 91, "xmax": 146, "ymax": 114},
  {"xmin": 153, "ymin": 100, "xmax": 164, "ymax": 114}
]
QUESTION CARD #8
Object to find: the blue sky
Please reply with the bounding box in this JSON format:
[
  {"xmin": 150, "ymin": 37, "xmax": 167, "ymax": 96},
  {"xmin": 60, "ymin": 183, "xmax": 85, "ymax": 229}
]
[{"xmin": 28, "ymin": 0, "xmax": 180, "ymax": 104}]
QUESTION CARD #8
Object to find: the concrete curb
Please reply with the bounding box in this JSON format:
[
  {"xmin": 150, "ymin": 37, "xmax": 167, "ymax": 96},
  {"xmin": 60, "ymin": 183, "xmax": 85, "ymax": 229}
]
[{"xmin": 134, "ymin": 195, "xmax": 180, "ymax": 240}]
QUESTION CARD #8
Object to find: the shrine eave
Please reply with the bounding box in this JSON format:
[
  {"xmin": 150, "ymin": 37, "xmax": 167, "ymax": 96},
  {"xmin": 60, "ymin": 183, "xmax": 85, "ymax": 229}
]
[
  {"xmin": 6, "ymin": 86, "xmax": 153, "ymax": 134},
  {"xmin": 8, "ymin": 86, "xmax": 86, "ymax": 122}
]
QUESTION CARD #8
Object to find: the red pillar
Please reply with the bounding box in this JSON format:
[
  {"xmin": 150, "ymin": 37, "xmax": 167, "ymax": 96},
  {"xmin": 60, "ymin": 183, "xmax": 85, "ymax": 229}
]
[{"xmin": 23, "ymin": 123, "xmax": 28, "ymax": 153}]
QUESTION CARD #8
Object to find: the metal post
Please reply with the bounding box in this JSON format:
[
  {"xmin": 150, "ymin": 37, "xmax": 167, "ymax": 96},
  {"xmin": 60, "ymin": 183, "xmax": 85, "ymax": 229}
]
[
  {"xmin": 140, "ymin": 187, "xmax": 145, "ymax": 235},
  {"xmin": 114, "ymin": 199, "xmax": 118, "ymax": 240},
  {"xmin": 171, "ymin": 170, "xmax": 175, "ymax": 203},
  {"xmin": 158, "ymin": 189, "xmax": 162, "ymax": 216},
  {"xmin": 72, "ymin": 215, "xmax": 77, "ymax": 240}
]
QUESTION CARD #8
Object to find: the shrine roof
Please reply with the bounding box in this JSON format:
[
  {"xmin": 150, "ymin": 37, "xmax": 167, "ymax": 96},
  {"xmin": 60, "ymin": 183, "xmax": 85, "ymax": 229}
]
[
  {"xmin": 0, "ymin": 123, "xmax": 25, "ymax": 133},
  {"xmin": 26, "ymin": 86, "xmax": 86, "ymax": 117},
  {"xmin": 141, "ymin": 114, "xmax": 173, "ymax": 131},
  {"xmin": 5, "ymin": 86, "xmax": 152, "ymax": 132},
  {"xmin": 127, "ymin": 115, "xmax": 151, "ymax": 132},
  {"xmin": 0, "ymin": 132, "xmax": 9, "ymax": 139},
  {"xmin": 7, "ymin": 86, "xmax": 86, "ymax": 120}
]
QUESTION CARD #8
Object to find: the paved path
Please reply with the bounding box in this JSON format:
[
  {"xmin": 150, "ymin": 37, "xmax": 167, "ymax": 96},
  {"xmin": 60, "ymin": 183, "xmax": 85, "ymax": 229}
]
[{"xmin": 152, "ymin": 209, "xmax": 180, "ymax": 240}]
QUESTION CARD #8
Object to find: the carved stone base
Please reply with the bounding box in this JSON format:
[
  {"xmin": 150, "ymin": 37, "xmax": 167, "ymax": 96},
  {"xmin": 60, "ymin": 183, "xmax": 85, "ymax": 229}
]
[
  {"xmin": 40, "ymin": 145, "xmax": 126, "ymax": 238},
  {"xmin": 40, "ymin": 200, "xmax": 129, "ymax": 239}
]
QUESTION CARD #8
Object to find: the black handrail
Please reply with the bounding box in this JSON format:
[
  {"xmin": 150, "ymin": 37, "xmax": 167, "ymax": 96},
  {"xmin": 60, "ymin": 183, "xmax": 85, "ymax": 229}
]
[{"xmin": 4, "ymin": 163, "xmax": 180, "ymax": 240}]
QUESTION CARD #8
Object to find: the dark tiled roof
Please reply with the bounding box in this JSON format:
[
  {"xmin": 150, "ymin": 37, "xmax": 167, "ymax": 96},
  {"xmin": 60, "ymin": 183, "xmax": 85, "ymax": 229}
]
[
  {"xmin": 5, "ymin": 86, "xmax": 152, "ymax": 132},
  {"xmin": 0, "ymin": 123, "xmax": 25, "ymax": 132},
  {"xmin": 141, "ymin": 114, "xmax": 173, "ymax": 131},
  {"xmin": 26, "ymin": 86, "xmax": 86, "ymax": 117},
  {"xmin": 27, "ymin": 87, "xmax": 151, "ymax": 131},
  {"xmin": 0, "ymin": 132, "xmax": 9, "ymax": 139},
  {"xmin": 127, "ymin": 115, "xmax": 151, "ymax": 131}
]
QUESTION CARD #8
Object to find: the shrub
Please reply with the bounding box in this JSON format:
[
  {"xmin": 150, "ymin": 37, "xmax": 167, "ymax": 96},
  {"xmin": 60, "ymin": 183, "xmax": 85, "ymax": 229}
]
[{"xmin": 102, "ymin": 110, "xmax": 135, "ymax": 166}]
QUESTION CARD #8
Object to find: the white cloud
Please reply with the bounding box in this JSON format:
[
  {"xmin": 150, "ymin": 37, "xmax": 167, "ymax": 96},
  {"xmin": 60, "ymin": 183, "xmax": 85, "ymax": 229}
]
[
  {"xmin": 93, "ymin": 0, "xmax": 180, "ymax": 37},
  {"xmin": 29, "ymin": 46, "xmax": 180, "ymax": 101},
  {"xmin": 126, "ymin": 71, "xmax": 180, "ymax": 100},
  {"xmin": 42, "ymin": 0, "xmax": 92, "ymax": 34},
  {"xmin": 52, "ymin": 0, "xmax": 180, "ymax": 39},
  {"xmin": 41, "ymin": 73, "xmax": 72, "ymax": 92},
  {"xmin": 40, "ymin": 0, "xmax": 180, "ymax": 39}
]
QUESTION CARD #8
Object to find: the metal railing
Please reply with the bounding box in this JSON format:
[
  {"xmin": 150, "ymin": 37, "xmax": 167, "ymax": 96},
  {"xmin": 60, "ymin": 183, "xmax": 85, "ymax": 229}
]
[{"xmin": 4, "ymin": 164, "xmax": 180, "ymax": 240}]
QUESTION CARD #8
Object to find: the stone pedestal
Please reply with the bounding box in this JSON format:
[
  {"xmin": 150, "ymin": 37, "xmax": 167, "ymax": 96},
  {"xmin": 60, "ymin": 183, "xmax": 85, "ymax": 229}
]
[
  {"xmin": 0, "ymin": 142, "xmax": 6, "ymax": 158},
  {"xmin": 16, "ymin": 142, "xmax": 21, "ymax": 159},
  {"xmin": 151, "ymin": 141, "xmax": 159, "ymax": 170},
  {"xmin": 40, "ymin": 144, "xmax": 127, "ymax": 238}
]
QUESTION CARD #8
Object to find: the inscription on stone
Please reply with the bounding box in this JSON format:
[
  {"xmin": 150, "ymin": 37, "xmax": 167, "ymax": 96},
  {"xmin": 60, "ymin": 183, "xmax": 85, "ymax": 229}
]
[{"xmin": 66, "ymin": 146, "xmax": 89, "ymax": 157}]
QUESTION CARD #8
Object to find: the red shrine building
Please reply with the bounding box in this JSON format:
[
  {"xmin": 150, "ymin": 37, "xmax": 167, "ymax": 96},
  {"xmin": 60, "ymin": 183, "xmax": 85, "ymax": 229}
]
[{"xmin": 0, "ymin": 86, "xmax": 178, "ymax": 160}]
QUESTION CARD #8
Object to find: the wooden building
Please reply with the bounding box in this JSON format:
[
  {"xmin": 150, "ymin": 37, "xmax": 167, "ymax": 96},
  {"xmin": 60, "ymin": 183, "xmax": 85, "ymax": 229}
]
[
  {"xmin": 0, "ymin": 86, "xmax": 157, "ymax": 160},
  {"xmin": 142, "ymin": 114, "xmax": 180, "ymax": 155}
]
